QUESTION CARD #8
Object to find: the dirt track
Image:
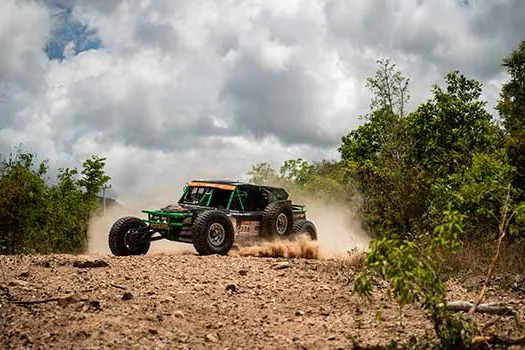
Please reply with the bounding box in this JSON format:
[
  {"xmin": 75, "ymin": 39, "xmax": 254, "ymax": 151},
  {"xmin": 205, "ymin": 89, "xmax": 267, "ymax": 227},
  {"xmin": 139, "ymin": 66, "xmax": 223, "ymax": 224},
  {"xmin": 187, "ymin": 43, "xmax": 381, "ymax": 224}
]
[{"xmin": 1, "ymin": 249, "xmax": 524, "ymax": 349}]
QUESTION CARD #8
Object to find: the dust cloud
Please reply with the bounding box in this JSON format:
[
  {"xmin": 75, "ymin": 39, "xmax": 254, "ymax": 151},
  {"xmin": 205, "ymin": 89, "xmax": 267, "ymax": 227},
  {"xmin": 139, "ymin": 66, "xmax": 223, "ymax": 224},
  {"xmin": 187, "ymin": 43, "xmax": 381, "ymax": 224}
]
[
  {"xmin": 232, "ymin": 234, "xmax": 321, "ymax": 259},
  {"xmin": 233, "ymin": 197, "xmax": 370, "ymax": 260},
  {"xmin": 87, "ymin": 199, "xmax": 195, "ymax": 255}
]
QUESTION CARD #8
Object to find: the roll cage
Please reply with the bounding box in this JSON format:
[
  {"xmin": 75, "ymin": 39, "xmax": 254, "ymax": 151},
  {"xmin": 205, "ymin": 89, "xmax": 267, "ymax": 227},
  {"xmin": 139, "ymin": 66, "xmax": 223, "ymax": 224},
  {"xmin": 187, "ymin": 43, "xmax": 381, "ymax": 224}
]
[{"xmin": 177, "ymin": 181, "xmax": 290, "ymax": 212}]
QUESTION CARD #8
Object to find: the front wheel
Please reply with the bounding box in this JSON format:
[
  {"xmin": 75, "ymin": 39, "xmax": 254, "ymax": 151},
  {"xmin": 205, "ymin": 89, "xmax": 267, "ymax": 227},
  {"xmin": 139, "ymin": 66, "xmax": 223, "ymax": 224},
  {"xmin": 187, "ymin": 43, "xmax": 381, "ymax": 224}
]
[
  {"xmin": 109, "ymin": 216, "xmax": 151, "ymax": 256},
  {"xmin": 191, "ymin": 210, "xmax": 235, "ymax": 255}
]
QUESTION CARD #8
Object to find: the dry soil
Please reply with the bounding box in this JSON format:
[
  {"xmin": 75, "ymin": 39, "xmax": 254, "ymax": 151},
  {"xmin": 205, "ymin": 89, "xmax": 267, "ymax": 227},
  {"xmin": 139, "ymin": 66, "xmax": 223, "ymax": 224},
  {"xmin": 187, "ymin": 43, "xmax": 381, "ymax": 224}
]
[{"xmin": 1, "ymin": 244, "xmax": 524, "ymax": 349}]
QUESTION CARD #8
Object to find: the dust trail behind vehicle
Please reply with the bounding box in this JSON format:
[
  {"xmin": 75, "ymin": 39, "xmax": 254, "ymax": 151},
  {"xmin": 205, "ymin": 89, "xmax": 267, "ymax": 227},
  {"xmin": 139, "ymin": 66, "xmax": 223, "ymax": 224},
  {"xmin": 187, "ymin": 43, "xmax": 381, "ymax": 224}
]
[{"xmin": 232, "ymin": 198, "xmax": 370, "ymax": 259}]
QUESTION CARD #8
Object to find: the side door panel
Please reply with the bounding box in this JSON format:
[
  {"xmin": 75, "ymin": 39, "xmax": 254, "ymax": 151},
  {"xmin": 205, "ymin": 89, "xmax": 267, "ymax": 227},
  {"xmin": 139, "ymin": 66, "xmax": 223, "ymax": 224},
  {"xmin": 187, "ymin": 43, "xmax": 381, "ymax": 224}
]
[{"xmin": 230, "ymin": 212, "xmax": 263, "ymax": 236}]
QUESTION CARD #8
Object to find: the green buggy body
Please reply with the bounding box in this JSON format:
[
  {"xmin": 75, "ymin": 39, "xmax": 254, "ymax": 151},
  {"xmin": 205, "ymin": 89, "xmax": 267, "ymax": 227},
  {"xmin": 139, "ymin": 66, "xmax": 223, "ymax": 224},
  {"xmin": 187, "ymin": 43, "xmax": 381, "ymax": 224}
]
[{"xmin": 108, "ymin": 180, "xmax": 317, "ymax": 256}]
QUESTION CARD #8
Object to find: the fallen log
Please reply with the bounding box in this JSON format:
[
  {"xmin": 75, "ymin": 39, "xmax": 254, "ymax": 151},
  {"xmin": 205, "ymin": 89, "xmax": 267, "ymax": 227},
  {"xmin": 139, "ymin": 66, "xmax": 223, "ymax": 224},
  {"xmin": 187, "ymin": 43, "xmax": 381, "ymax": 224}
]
[{"xmin": 443, "ymin": 301, "xmax": 517, "ymax": 316}]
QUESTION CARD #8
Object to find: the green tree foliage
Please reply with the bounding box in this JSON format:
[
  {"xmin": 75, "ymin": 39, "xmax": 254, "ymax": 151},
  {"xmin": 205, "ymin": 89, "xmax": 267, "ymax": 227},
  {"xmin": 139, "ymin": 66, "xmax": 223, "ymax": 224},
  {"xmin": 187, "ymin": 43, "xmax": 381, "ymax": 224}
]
[
  {"xmin": 249, "ymin": 158, "xmax": 355, "ymax": 205},
  {"xmin": 408, "ymin": 71, "xmax": 499, "ymax": 178},
  {"xmin": 406, "ymin": 71, "xmax": 506, "ymax": 235},
  {"xmin": 0, "ymin": 152, "xmax": 48, "ymax": 253},
  {"xmin": 247, "ymin": 162, "xmax": 279, "ymax": 185},
  {"xmin": 430, "ymin": 150, "xmax": 523, "ymax": 239},
  {"xmin": 497, "ymin": 39, "xmax": 525, "ymax": 197},
  {"xmin": 365, "ymin": 58, "xmax": 410, "ymax": 117},
  {"xmin": 0, "ymin": 150, "xmax": 110, "ymax": 254},
  {"xmin": 339, "ymin": 62, "xmax": 518, "ymax": 240}
]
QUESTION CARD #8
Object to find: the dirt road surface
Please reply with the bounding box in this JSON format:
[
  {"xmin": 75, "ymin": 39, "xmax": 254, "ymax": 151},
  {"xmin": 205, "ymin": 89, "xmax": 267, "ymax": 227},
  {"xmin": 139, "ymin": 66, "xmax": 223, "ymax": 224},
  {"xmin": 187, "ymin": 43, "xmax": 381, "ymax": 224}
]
[{"xmin": 1, "ymin": 249, "xmax": 524, "ymax": 349}]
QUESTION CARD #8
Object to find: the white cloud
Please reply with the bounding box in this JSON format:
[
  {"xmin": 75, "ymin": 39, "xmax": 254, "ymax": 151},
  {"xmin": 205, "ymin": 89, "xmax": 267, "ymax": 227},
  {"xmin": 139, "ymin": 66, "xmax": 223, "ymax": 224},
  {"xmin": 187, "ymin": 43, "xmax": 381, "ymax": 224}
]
[
  {"xmin": 0, "ymin": 1, "xmax": 50, "ymax": 90},
  {"xmin": 1, "ymin": 0, "xmax": 524, "ymax": 205}
]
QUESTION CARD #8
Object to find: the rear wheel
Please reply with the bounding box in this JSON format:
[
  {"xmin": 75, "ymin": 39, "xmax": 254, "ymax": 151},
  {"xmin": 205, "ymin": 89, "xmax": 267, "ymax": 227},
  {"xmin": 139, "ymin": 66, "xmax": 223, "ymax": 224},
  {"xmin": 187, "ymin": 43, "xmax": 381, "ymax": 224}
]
[
  {"xmin": 260, "ymin": 201, "xmax": 294, "ymax": 238},
  {"xmin": 192, "ymin": 210, "xmax": 234, "ymax": 255},
  {"xmin": 109, "ymin": 216, "xmax": 151, "ymax": 256},
  {"xmin": 291, "ymin": 220, "xmax": 317, "ymax": 240}
]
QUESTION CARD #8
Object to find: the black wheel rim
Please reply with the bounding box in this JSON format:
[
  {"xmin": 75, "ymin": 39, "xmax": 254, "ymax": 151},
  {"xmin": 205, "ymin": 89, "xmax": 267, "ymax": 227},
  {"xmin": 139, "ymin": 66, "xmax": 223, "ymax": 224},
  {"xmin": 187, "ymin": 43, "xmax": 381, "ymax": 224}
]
[
  {"xmin": 123, "ymin": 228, "xmax": 141, "ymax": 251},
  {"xmin": 207, "ymin": 222, "xmax": 226, "ymax": 247},
  {"xmin": 276, "ymin": 213, "xmax": 288, "ymax": 235}
]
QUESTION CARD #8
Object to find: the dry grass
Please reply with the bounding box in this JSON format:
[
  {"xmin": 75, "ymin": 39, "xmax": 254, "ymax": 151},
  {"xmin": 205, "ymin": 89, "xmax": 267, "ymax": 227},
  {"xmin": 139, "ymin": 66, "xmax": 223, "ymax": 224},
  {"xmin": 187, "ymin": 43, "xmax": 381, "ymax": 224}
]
[{"xmin": 445, "ymin": 239, "xmax": 525, "ymax": 277}]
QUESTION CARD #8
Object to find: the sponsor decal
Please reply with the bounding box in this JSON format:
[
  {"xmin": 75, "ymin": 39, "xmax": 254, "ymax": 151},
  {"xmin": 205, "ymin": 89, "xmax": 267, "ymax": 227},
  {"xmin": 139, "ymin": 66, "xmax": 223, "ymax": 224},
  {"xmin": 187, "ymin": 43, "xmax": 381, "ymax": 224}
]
[{"xmin": 236, "ymin": 220, "xmax": 260, "ymax": 235}]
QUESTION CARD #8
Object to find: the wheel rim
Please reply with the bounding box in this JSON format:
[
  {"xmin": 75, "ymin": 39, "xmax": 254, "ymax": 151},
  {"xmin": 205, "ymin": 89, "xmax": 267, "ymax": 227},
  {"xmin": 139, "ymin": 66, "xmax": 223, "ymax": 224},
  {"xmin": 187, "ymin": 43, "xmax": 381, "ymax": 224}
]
[
  {"xmin": 275, "ymin": 213, "xmax": 288, "ymax": 235},
  {"xmin": 207, "ymin": 222, "xmax": 226, "ymax": 247},
  {"xmin": 123, "ymin": 228, "xmax": 140, "ymax": 251}
]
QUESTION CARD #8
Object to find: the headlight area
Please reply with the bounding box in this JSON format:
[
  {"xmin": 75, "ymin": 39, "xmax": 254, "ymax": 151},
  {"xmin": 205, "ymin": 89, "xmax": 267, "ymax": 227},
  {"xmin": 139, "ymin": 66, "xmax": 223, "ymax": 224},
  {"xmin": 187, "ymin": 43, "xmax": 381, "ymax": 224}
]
[{"xmin": 149, "ymin": 215, "xmax": 168, "ymax": 223}]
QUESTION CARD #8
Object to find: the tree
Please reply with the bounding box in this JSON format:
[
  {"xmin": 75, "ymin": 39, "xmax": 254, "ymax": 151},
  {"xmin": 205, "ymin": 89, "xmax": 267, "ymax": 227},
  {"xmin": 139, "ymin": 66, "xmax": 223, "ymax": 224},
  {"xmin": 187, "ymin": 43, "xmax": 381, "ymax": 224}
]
[
  {"xmin": 497, "ymin": 39, "xmax": 525, "ymax": 197},
  {"xmin": 339, "ymin": 59, "xmax": 424, "ymax": 237},
  {"xmin": 355, "ymin": 208, "xmax": 475, "ymax": 349},
  {"xmin": 408, "ymin": 71, "xmax": 504, "ymax": 233},
  {"xmin": 77, "ymin": 155, "xmax": 111, "ymax": 202},
  {"xmin": 366, "ymin": 58, "xmax": 410, "ymax": 117},
  {"xmin": 248, "ymin": 162, "xmax": 279, "ymax": 185},
  {"xmin": 408, "ymin": 71, "xmax": 499, "ymax": 178}
]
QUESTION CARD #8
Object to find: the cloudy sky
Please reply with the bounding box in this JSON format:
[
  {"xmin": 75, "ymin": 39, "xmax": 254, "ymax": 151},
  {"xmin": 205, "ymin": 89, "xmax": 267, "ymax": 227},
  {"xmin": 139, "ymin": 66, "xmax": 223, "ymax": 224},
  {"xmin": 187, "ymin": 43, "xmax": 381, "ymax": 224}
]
[{"xmin": 1, "ymin": 0, "xmax": 524, "ymax": 205}]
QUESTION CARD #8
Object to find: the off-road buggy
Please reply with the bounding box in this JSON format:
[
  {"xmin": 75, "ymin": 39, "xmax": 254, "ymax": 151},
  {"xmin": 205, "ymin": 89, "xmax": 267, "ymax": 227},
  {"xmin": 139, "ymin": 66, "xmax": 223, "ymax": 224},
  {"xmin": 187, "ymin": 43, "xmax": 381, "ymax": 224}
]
[{"xmin": 108, "ymin": 180, "xmax": 317, "ymax": 256}]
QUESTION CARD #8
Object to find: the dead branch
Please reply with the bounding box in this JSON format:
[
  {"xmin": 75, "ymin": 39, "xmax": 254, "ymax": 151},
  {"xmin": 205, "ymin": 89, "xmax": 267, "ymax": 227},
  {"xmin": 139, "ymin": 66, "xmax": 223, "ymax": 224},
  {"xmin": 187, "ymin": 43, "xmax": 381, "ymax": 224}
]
[
  {"xmin": 472, "ymin": 335, "xmax": 525, "ymax": 348},
  {"xmin": 444, "ymin": 301, "xmax": 516, "ymax": 316},
  {"xmin": 13, "ymin": 294, "xmax": 86, "ymax": 306},
  {"xmin": 110, "ymin": 283, "xmax": 126, "ymax": 290},
  {"xmin": 13, "ymin": 297, "xmax": 61, "ymax": 305},
  {"xmin": 469, "ymin": 187, "xmax": 511, "ymax": 315}
]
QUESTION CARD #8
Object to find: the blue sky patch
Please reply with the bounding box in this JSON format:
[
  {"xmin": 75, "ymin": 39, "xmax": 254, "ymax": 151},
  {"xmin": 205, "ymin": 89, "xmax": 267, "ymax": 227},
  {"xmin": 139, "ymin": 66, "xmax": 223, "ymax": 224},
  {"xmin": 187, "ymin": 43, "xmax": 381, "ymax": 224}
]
[{"xmin": 44, "ymin": 1, "xmax": 102, "ymax": 60}]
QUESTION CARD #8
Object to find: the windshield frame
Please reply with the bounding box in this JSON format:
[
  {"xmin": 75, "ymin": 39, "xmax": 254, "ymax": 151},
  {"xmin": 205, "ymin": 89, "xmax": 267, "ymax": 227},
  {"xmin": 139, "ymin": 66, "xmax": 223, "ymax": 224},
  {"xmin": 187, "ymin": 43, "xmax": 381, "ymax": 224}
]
[{"xmin": 178, "ymin": 184, "xmax": 246, "ymax": 211}]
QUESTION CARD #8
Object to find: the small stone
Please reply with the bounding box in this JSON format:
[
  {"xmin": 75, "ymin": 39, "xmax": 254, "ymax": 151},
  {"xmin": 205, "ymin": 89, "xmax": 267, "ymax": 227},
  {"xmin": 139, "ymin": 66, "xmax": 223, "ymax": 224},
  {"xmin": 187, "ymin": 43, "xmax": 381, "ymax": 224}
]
[
  {"xmin": 162, "ymin": 296, "xmax": 175, "ymax": 303},
  {"xmin": 57, "ymin": 295, "xmax": 79, "ymax": 307},
  {"xmin": 149, "ymin": 329, "xmax": 158, "ymax": 335},
  {"xmin": 89, "ymin": 300, "xmax": 102, "ymax": 311},
  {"xmin": 238, "ymin": 269, "xmax": 248, "ymax": 276},
  {"xmin": 226, "ymin": 282, "xmax": 239, "ymax": 293},
  {"xmin": 174, "ymin": 310, "xmax": 185, "ymax": 318},
  {"xmin": 295, "ymin": 310, "xmax": 305, "ymax": 316},
  {"xmin": 273, "ymin": 262, "xmax": 291, "ymax": 270},
  {"xmin": 122, "ymin": 292, "xmax": 133, "ymax": 301},
  {"xmin": 205, "ymin": 333, "xmax": 218, "ymax": 342},
  {"xmin": 42, "ymin": 260, "xmax": 59, "ymax": 268},
  {"xmin": 8, "ymin": 279, "xmax": 28, "ymax": 287},
  {"xmin": 19, "ymin": 271, "xmax": 29, "ymax": 278},
  {"xmin": 320, "ymin": 307, "xmax": 332, "ymax": 316}
]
